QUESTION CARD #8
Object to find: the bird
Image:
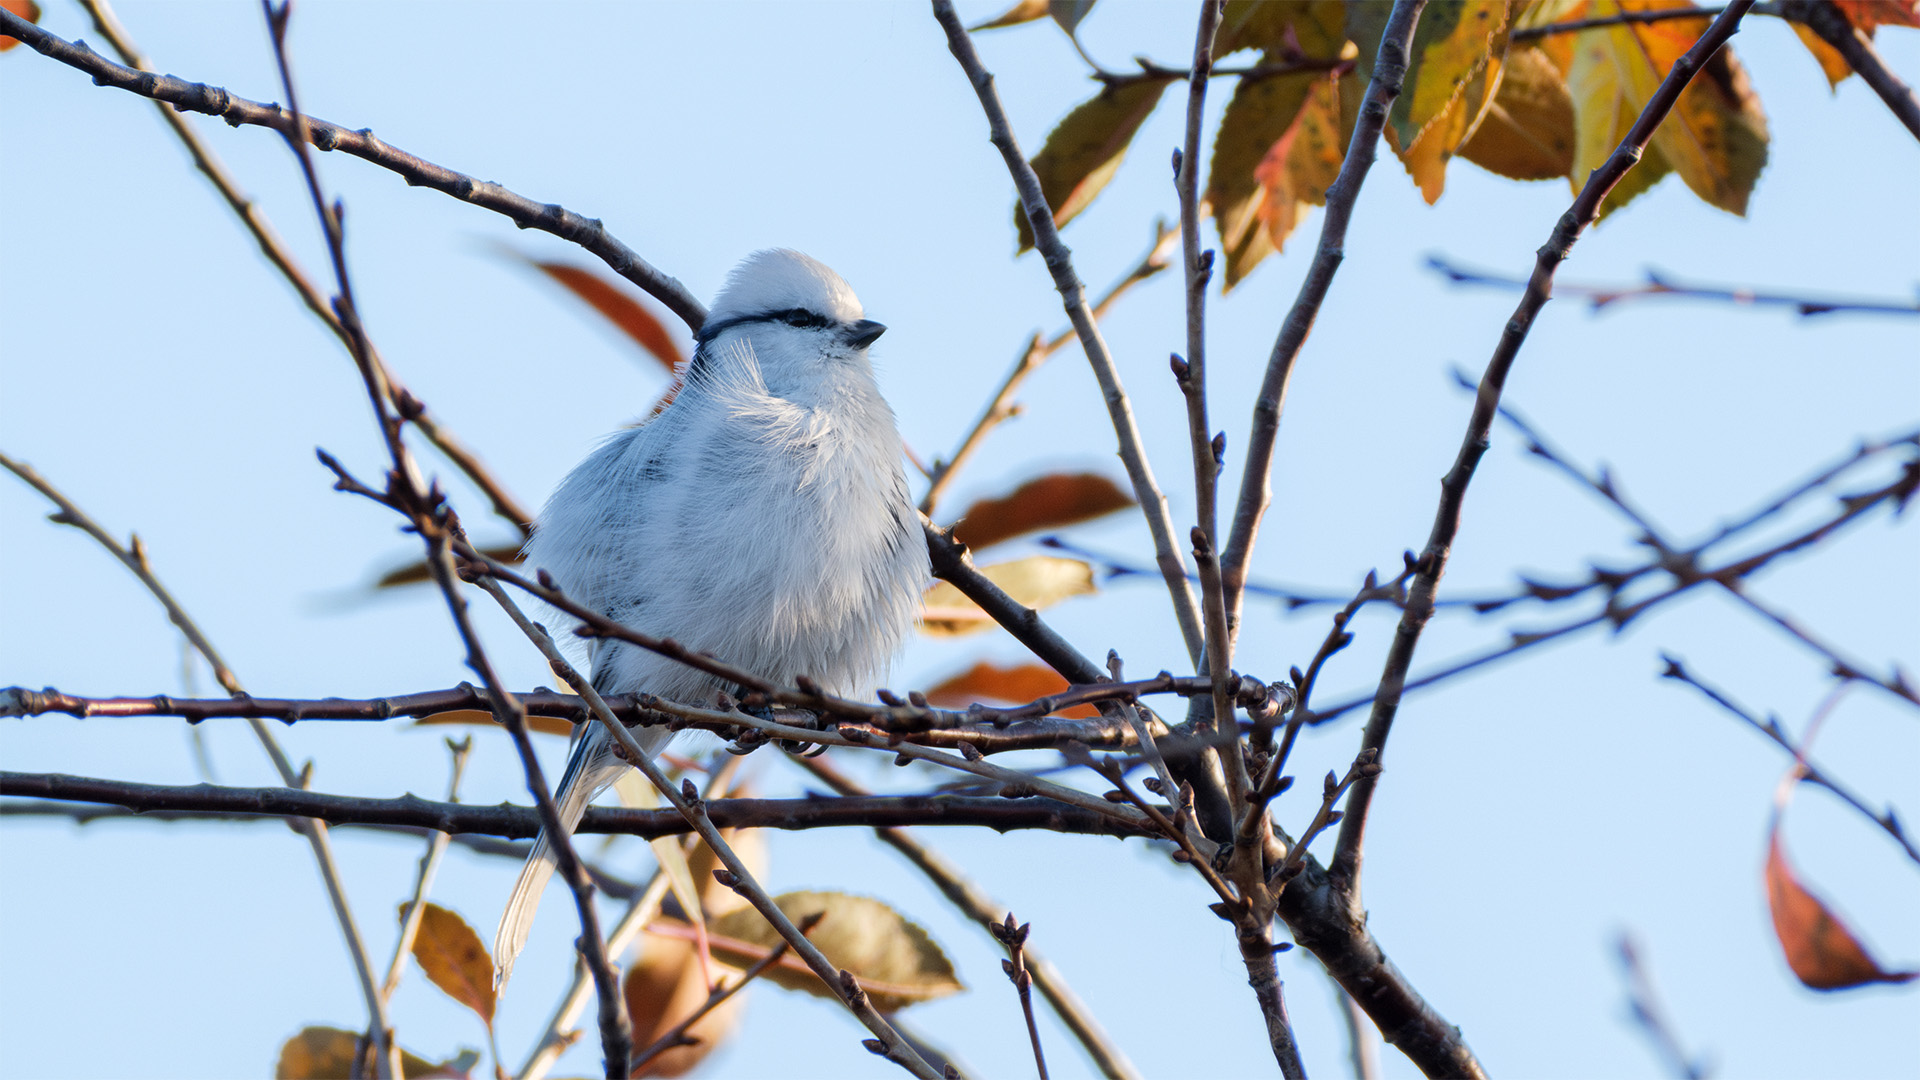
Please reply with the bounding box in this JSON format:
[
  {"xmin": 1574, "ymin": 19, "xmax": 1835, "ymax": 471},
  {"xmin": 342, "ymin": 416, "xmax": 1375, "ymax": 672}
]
[{"xmin": 492, "ymin": 249, "xmax": 929, "ymax": 989}]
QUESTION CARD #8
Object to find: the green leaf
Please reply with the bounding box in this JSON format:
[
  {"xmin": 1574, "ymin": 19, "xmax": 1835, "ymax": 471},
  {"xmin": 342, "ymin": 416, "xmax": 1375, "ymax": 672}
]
[
  {"xmin": 707, "ymin": 891, "xmax": 963, "ymax": 1011},
  {"xmin": 1016, "ymin": 77, "xmax": 1176, "ymax": 252}
]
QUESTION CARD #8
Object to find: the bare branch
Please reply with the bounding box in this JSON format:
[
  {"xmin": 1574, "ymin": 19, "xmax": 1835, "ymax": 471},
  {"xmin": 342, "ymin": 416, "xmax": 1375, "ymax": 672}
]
[
  {"xmin": 930, "ymin": 0, "xmax": 1207, "ymax": 669},
  {"xmin": 1615, "ymin": 934, "xmax": 1711, "ymax": 1080},
  {"xmin": 795, "ymin": 755, "xmax": 1143, "ymax": 1080},
  {"xmin": 0, "ymin": 6, "xmax": 707, "ymax": 332},
  {"xmin": 989, "ymin": 913, "xmax": 1050, "ymax": 1080},
  {"xmin": 1219, "ymin": 0, "xmax": 1429, "ymax": 648},
  {"xmin": 0, "ymin": 449, "xmax": 400, "ymax": 1077},
  {"xmin": 627, "ymin": 911, "xmax": 825, "ymax": 1075},
  {"xmin": 381, "ymin": 737, "xmax": 473, "ymax": 1001},
  {"xmin": 1427, "ymin": 255, "xmax": 1920, "ymax": 319},
  {"xmin": 1328, "ymin": 1, "xmax": 1762, "ymax": 904}
]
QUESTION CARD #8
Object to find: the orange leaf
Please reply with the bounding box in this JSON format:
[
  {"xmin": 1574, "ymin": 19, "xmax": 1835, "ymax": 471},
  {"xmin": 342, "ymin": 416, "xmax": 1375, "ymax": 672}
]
[
  {"xmin": 625, "ymin": 933, "xmax": 745, "ymax": 1078},
  {"xmin": 1459, "ymin": 44, "xmax": 1576, "ymax": 181},
  {"xmin": 1790, "ymin": 23, "xmax": 1853, "ymax": 89},
  {"xmin": 0, "ymin": 0, "xmax": 39, "ymax": 53},
  {"xmin": 402, "ymin": 902, "xmax": 497, "ymax": 1025},
  {"xmin": 923, "ymin": 660, "xmax": 1098, "ymax": 719},
  {"xmin": 1764, "ymin": 827, "xmax": 1918, "ymax": 990},
  {"xmin": 950, "ymin": 472, "xmax": 1134, "ymax": 551},
  {"xmin": 1833, "ymin": 0, "xmax": 1920, "ymax": 33},
  {"xmin": 415, "ymin": 709, "xmax": 574, "ymax": 737},
  {"xmin": 969, "ymin": 0, "xmax": 1049, "ymax": 31},
  {"xmin": 520, "ymin": 258, "xmax": 686, "ymax": 374}
]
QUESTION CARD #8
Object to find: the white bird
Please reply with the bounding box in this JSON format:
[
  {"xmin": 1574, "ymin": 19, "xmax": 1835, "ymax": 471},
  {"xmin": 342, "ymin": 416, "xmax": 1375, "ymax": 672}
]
[{"xmin": 493, "ymin": 249, "xmax": 928, "ymax": 988}]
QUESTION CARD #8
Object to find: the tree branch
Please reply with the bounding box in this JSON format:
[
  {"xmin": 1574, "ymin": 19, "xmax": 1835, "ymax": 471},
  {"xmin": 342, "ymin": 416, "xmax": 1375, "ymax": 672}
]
[
  {"xmin": 931, "ymin": 0, "xmax": 1207, "ymax": 669},
  {"xmin": 1328, "ymin": 0, "xmax": 1761, "ymax": 907},
  {"xmin": 1219, "ymin": 0, "xmax": 1429, "ymax": 649},
  {"xmin": 0, "ymin": 5, "xmax": 707, "ymax": 332},
  {"xmin": 1784, "ymin": 0, "xmax": 1920, "ymax": 142},
  {"xmin": 1427, "ymin": 255, "xmax": 1920, "ymax": 318}
]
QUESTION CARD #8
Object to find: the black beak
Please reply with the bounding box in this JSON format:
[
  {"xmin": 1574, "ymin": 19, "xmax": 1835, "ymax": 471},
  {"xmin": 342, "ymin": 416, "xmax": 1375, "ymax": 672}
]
[{"xmin": 844, "ymin": 319, "xmax": 886, "ymax": 349}]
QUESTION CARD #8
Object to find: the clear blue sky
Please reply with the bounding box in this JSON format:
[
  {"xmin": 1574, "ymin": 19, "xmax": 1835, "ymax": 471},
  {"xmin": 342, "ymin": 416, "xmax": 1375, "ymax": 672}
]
[{"xmin": 3, "ymin": 3, "xmax": 1916, "ymax": 1078}]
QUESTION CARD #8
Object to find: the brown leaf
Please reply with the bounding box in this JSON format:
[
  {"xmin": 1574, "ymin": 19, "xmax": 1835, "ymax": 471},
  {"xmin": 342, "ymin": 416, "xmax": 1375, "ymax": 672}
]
[
  {"xmin": 520, "ymin": 259, "xmax": 686, "ymax": 374},
  {"xmin": 415, "ymin": 709, "xmax": 573, "ymax": 737},
  {"xmin": 402, "ymin": 902, "xmax": 497, "ymax": 1026},
  {"xmin": 969, "ymin": 0, "xmax": 1048, "ymax": 31},
  {"xmin": 1765, "ymin": 826, "xmax": 1918, "ymax": 990},
  {"xmin": 375, "ymin": 542, "xmax": 523, "ymax": 590},
  {"xmin": 274, "ymin": 1027, "xmax": 467, "ymax": 1079},
  {"xmin": 1564, "ymin": 0, "xmax": 1768, "ymax": 217},
  {"xmin": 1459, "ymin": 44, "xmax": 1575, "ymax": 180},
  {"xmin": 1834, "ymin": 0, "xmax": 1920, "ymax": 33},
  {"xmin": 625, "ymin": 935, "xmax": 745, "ymax": 1078},
  {"xmin": 950, "ymin": 472, "xmax": 1133, "ymax": 551},
  {"xmin": 705, "ymin": 891, "xmax": 963, "ymax": 1011},
  {"xmin": 1790, "ymin": 23, "xmax": 1852, "ymax": 89},
  {"xmin": 920, "ymin": 556, "xmax": 1096, "ymax": 636},
  {"xmin": 0, "ymin": 0, "xmax": 39, "ymax": 53},
  {"xmin": 923, "ymin": 660, "xmax": 1098, "ymax": 719},
  {"xmin": 1017, "ymin": 77, "xmax": 1176, "ymax": 252},
  {"xmin": 1207, "ymin": 2, "xmax": 1349, "ymax": 286}
]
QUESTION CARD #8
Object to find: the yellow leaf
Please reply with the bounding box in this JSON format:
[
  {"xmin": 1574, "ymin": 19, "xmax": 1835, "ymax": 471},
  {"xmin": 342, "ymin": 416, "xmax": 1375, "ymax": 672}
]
[
  {"xmin": 401, "ymin": 902, "xmax": 496, "ymax": 1026},
  {"xmin": 1565, "ymin": 0, "xmax": 1767, "ymax": 217},
  {"xmin": 969, "ymin": 0, "xmax": 1048, "ymax": 31},
  {"xmin": 706, "ymin": 890, "xmax": 964, "ymax": 1011},
  {"xmin": 1460, "ymin": 44, "xmax": 1576, "ymax": 180},
  {"xmin": 1017, "ymin": 77, "xmax": 1176, "ymax": 252},
  {"xmin": 1790, "ymin": 23, "xmax": 1852, "ymax": 90},
  {"xmin": 920, "ymin": 556, "xmax": 1096, "ymax": 636}
]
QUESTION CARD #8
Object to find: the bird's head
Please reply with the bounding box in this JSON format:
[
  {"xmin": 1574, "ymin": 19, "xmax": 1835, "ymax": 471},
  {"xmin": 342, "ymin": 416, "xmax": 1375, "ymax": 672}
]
[{"xmin": 696, "ymin": 249, "xmax": 885, "ymax": 357}]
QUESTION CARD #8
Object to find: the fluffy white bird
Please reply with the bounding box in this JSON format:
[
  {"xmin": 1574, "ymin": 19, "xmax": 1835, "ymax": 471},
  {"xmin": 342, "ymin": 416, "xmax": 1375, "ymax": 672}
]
[{"xmin": 493, "ymin": 249, "xmax": 928, "ymax": 988}]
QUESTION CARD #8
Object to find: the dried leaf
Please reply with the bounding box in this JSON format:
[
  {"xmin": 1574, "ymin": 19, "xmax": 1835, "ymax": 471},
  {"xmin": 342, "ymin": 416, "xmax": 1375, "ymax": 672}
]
[
  {"xmin": 1765, "ymin": 826, "xmax": 1918, "ymax": 990},
  {"xmin": 517, "ymin": 257, "xmax": 686, "ymax": 374},
  {"xmin": 706, "ymin": 890, "xmax": 963, "ymax": 1011},
  {"xmin": 274, "ymin": 1026, "xmax": 469, "ymax": 1079},
  {"xmin": 1833, "ymin": 0, "xmax": 1920, "ymax": 33},
  {"xmin": 950, "ymin": 472, "xmax": 1134, "ymax": 551},
  {"xmin": 401, "ymin": 902, "xmax": 496, "ymax": 1026},
  {"xmin": 920, "ymin": 556, "xmax": 1096, "ymax": 636},
  {"xmin": 1208, "ymin": 2, "xmax": 1350, "ymax": 286},
  {"xmin": 375, "ymin": 542, "xmax": 523, "ymax": 590},
  {"xmin": 1564, "ymin": 0, "xmax": 1768, "ymax": 217},
  {"xmin": 1049, "ymin": 0, "xmax": 1099, "ymax": 37},
  {"xmin": 415, "ymin": 709, "xmax": 573, "ymax": 738},
  {"xmin": 1017, "ymin": 76, "xmax": 1176, "ymax": 252},
  {"xmin": 923, "ymin": 660, "xmax": 1098, "ymax": 719},
  {"xmin": 625, "ymin": 934, "xmax": 745, "ymax": 1078},
  {"xmin": 970, "ymin": 0, "xmax": 1049, "ymax": 31},
  {"xmin": 0, "ymin": 0, "xmax": 38, "ymax": 52},
  {"xmin": 1790, "ymin": 23, "xmax": 1852, "ymax": 89},
  {"xmin": 1460, "ymin": 44, "xmax": 1576, "ymax": 180}
]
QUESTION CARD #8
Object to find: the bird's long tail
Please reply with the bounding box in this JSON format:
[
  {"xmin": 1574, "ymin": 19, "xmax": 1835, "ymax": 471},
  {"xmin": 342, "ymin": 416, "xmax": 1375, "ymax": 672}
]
[{"xmin": 493, "ymin": 724, "xmax": 637, "ymax": 990}]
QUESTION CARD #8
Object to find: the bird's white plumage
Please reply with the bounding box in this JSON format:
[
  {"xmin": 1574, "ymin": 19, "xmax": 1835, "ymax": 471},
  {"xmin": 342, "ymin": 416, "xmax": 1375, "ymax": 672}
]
[{"xmin": 493, "ymin": 250, "xmax": 927, "ymax": 988}]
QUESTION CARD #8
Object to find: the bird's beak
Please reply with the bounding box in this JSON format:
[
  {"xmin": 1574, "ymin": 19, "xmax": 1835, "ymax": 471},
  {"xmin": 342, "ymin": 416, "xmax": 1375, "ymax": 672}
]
[{"xmin": 844, "ymin": 319, "xmax": 886, "ymax": 349}]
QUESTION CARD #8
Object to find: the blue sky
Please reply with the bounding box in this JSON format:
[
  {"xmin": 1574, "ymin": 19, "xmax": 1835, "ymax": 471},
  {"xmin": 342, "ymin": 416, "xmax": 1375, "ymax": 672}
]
[{"xmin": 3, "ymin": 3, "xmax": 1916, "ymax": 1078}]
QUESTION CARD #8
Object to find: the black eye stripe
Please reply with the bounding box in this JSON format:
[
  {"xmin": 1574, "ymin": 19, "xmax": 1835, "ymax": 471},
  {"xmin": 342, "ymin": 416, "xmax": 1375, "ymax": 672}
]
[{"xmin": 695, "ymin": 307, "xmax": 832, "ymax": 343}]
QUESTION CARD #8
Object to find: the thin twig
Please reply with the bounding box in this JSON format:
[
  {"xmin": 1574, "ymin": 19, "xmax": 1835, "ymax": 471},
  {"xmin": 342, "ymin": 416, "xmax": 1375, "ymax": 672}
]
[
  {"xmin": 381, "ymin": 737, "xmax": 474, "ymax": 1001},
  {"xmin": 990, "ymin": 913, "xmax": 1049, "ymax": 1080},
  {"xmin": 1172, "ymin": 1, "xmax": 1248, "ymax": 828},
  {"xmin": 1328, "ymin": 1, "xmax": 1762, "ymax": 909},
  {"xmin": 0, "ymin": 6, "xmax": 706, "ymax": 332},
  {"xmin": 794, "ymin": 755, "xmax": 1143, "ymax": 1080},
  {"xmin": 1659, "ymin": 657, "xmax": 1918, "ymax": 867},
  {"xmin": 468, "ymin": 575, "xmax": 943, "ymax": 1078},
  {"xmin": 1219, "ymin": 0, "xmax": 1430, "ymax": 649},
  {"xmin": 0, "ymin": 450, "xmax": 401, "ymax": 1079},
  {"xmin": 626, "ymin": 912, "xmax": 824, "ymax": 1074},
  {"xmin": 1427, "ymin": 255, "xmax": 1920, "ymax": 318},
  {"xmin": 1615, "ymin": 934, "xmax": 1711, "ymax": 1080},
  {"xmin": 921, "ymin": 222, "xmax": 1178, "ymax": 517},
  {"xmin": 931, "ymin": 0, "xmax": 1207, "ymax": 669}
]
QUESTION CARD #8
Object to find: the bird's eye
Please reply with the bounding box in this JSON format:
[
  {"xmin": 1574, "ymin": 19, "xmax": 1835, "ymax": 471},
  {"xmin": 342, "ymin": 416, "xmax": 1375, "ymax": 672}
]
[{"xmin": 780, "ymin": 309, "xmax": 826, "ymax": 329}]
